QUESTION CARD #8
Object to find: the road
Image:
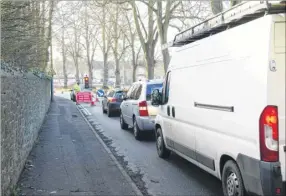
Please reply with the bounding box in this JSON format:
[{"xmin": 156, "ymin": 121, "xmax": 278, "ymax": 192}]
[{"xmin": 55, "ymin": 92, "xmax": 223, "ymax": 196}]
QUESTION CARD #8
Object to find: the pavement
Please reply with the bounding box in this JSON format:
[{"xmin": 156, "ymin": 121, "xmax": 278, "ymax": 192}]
[{"xmin": 18, "ymin": 96, "xmax": 139, "ymax": 196}]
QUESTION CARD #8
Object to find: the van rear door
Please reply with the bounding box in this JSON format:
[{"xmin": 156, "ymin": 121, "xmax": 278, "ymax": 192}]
[{"xmin": 268, "ymin": 15, "xmax": 285, "ymax": 182}]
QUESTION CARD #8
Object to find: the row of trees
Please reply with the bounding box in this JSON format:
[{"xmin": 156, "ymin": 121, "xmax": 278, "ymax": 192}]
[
  {"xmin": 1, "ymin": 0, "xmax": 241, "ymax": 88},
  {"xmin": 53, "ymin": 0, "xmax": 212, "ymax": 88}
]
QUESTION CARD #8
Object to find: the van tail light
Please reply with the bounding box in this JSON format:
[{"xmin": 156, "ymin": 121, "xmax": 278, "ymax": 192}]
[
  {"xmin": 139, "ymin": 101, "xmax": 149, "ymax": 116},
  {"xmin": 259, "ymin": 105, "xmax": 279, "ymax": 162}
]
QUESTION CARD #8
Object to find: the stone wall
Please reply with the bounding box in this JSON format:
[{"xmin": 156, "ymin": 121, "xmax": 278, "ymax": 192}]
[{"xmin": 1, "ymin": 70, "xmax": 51, "ymax": 196}]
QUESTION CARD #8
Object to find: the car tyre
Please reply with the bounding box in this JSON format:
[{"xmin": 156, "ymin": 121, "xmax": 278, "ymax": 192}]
[
  {"xmin": 107, "ymin": 106, "xmax": 113, "ymax": 117},
  {"xmin": 102, "ymin": 104, "xmax": 107, "ymax": 114},
  {"xmin": 156, "ymin": 127, "xmax": 171, "ymax": 159},
  {"xmin": 222, "ymin": 160, "xmax": 245, "ymax": 196},
  {"xmin": 133, "ymin": 118, "xmax": 142, "ymax": 141},
  {"xmin": 120, "ymin": 113, "xmax": 128, "ymax": 130}
]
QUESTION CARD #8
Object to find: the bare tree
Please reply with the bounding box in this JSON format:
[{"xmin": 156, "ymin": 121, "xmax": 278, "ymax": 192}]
[
  {"xmin": 53, "ymin": 2, "xmax": 70, "ymax": 88},
  {"xmin": 108, "ymin": 4, "xmax": 130, "ymax": 87},
  {"xmin": 123, "ymin": 9, "xmax": 142, "ymax": 82},
  {"xmin": 64, "ymin": 2, "xmax": 83, "ymax": 82},
  {"xmin": 130, "ymin": 0, "xmax": 158, "ymax": 79},
  {"xmin": 90, "ymin": 0, "xmax": 112, "ymax": 87},
  {"xmin": 82, "ymin": 2, "xmax": 98, "ymax": 88}
]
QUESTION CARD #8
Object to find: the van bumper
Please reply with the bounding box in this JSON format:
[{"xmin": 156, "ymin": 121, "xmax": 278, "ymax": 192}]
[
  {"xmin": 237, "ymin": 154, "xmax": 284, "ymax": 196},
  {"xmin": 136, "ymin": 116, "xmax": 156, "ymax": 131}
]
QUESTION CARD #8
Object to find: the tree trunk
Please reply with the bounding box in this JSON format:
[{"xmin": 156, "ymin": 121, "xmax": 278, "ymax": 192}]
[
  {"xmin": 75, "ymin": 59, "xmax": 80, "ymax": 82},
  {"xmin": 103, "ymin": 52, "xmax": 108, "ymax": 87},
  {"xmin": 147, "ymin": 58, "xmax": 154, "ymax": 80},
  {"xmin": 47, "ymin": 1, "xmax": 54, "ymax": 70},
  {"xmin": 61, "ymin": 29, "xmax": 67, "ymax": 88},
  {"xmin": 132, "ymin": 66, "xmax": 136, "ymax": 82},
  {"xmin": 162, "ymin": 46, "xmax": 170, "ymax": 72},
  {"xmin": 156, "ymin": 0, "xmax": 171, "ymax": 72},
  {"xmin": 85, "ymin": 5, "xmax": 93, "ymax": 88},
  {"xmin": 115, "ymin": 58, "xmax": 120, "ymax": 87},
  {"xmin": 146, "ymin": 46, "xmax": 155, "ymax": 80},
  {"xmin": 88, "ymin": 61, "xmax": 93, "ymax": 88}
]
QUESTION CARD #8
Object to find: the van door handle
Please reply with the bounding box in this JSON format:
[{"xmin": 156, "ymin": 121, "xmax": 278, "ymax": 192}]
[
  {"xmin": 167, "ymin": 105, "xmax": 170, "ymax": 116},
  {"xmin": 172, "ymin": 106, "xmax": 175, "ymax": 118}
]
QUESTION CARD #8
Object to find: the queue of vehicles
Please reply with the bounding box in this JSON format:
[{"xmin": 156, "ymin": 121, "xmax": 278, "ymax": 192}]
[{"xmin": 80, "ymin": 1, "xmax": 286, "ymax": 196}]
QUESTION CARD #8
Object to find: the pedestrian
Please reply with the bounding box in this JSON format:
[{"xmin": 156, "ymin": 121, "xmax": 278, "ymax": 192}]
[{"xmin": 72, "ymin": 81, "xmax": 81, "ymax": 101}]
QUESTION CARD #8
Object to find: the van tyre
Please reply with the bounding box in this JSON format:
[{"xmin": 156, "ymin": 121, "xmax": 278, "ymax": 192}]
[
  {"xmin": 120, "ymin": 113, "xmax": 128, "ymax": 130},
  {"xmin": 156, "ymin": 127, "xmax": 171, "ymax": 159},
  {"xmin": 133, "ymin": 118, "xmax": 142, "ymax": 140},
  {"xmin": 222, "ymin": 160, "xmax": 245, "ymax": 196}
]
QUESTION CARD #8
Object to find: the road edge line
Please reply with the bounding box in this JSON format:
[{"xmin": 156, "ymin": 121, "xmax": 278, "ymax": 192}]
[{"xmin": 76, "ymin": 106, "xmax": 143, "ymax": 196}]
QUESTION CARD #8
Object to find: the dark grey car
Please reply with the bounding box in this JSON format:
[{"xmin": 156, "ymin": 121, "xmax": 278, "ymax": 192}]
[{"xmin": 102, "ymin": 90, "xmax": 126, "ymax": 117}]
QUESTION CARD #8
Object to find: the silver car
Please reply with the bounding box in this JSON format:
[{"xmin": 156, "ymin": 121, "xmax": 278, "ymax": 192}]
[{"xmin": 120, "ymin": 79, "xmax": 163, "ymax": 140}]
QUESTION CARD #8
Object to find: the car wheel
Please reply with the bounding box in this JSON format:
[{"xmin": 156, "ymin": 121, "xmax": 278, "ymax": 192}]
[
  {"xmin": 107, "ymin": 106, "xmax": 112, "ymax": 117},
  {"xmin": 133, "ymin": 118, "xmax": 142, "ymax": 141},
  {"xmin": 156, "ymin": 127, "xmax": 171, "ymax": 158},
  {"xmin": 222, "ymin": 160, "xmax": 245, "ymax": 196},
  {"xmin": 120, "ymin": 113, "xmax": 128, "ymax": 130},
  {"xmin": 102, "ymin": 104, "xmax": 106, "ymax": 114}
]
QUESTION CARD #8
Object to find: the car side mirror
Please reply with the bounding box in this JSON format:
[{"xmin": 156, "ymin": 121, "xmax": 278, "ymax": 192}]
[{"xmin": 151, "ymin": 89, "xmax": 162, "ymax": 106}]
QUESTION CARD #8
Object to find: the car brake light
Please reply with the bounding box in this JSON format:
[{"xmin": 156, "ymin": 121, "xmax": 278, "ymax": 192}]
[
  {"xmin": 139, "ymin": 101, "xmax": 149, "ymax": 116},
  {"xmin": 259, "ymin": 105, "xmax": 279, "ymax": 162},
  {"xmin": 111, "ymin": 98, "xmax": 117, "ymax": 102}
]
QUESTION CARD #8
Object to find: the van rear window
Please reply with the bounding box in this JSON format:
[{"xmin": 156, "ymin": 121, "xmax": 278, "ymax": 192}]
[
  {"xmin": 274, "ymin": 22, "xmax": 285, "ymax": 53},
  {"xmin": 146, "ymin": 83, "xmax": 163, "ymax": 101}
]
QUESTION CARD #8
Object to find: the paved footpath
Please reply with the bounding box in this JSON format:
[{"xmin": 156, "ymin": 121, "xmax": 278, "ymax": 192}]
[{"xmin": 18, "ymin": 96, "xmax": 138, "ymax": 196}]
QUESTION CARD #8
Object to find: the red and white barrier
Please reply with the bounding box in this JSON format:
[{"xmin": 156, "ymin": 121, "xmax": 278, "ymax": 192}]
[{"xmin": 76, "ymin": 92, "xmax": 95, "ymax": 106}]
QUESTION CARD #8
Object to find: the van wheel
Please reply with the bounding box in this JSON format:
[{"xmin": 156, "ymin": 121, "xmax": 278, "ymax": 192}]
[
  {"xmin": 222, "ymin": 160, "xmax": 245, "ymax": 196},
  {"xmin": 133, "ymin": 118, "xmax": 142, "ymax": 141},
  {"xmin": 120, "ymin": 113, "xmax": 128, "ymax": 130},
  {"xmin": 156, "ymin": 127, "xmax": 170, "ymax": 159}
]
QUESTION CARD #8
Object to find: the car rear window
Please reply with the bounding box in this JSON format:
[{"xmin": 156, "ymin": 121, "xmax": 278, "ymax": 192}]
[
  {"xmin": 146, "ymin": 83, "xmax": 163, "ymax": 101},
  {"xmin": 114, "ymin": 91, "xmax": 126, "ymax": 99}
]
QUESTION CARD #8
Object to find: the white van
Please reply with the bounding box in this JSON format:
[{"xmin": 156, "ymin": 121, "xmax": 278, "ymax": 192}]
[{"xmin": 152, "ymin": 1, "xmax": 285, "ymax": 196}]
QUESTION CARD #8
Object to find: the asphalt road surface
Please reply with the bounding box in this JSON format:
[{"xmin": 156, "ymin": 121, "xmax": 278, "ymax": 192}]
[{"xmin": 56, "ymin": 92, "xmax": 223, "ymax": 196}]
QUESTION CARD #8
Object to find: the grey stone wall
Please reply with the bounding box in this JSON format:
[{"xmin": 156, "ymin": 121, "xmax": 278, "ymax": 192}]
[{"xmin": 1, "ymin": 71, "xmax": 51, "ymax": 196}]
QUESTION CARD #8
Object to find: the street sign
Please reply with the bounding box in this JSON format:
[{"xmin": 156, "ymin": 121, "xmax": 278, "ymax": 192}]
[{"xmin": 97, "ymin": 89, "xmax": 105, "ymax": 97}]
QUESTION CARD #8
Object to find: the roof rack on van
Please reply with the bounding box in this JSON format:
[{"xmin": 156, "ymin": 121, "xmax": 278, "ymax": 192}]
[{"xmin": 162, "ymin": 0, "xmax": 286, "ymax": 50}]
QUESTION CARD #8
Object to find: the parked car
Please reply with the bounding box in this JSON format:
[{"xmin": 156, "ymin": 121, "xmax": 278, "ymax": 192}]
[
  {"xmin": 151, "ymin": 5, "xmax": 285, "ymax": 196},
  {"xmin": 102, "ymin": 90, "xmax": 126, "ymax": 117},
  {"xmin": 120, "ymin": 80, "xmax": 163, "ymax": 140}
]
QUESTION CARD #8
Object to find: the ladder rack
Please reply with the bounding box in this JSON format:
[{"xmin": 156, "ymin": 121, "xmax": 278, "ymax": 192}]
[{"xmin": 162, "ymin": 0, "xmax": 286, "ymax": 50}]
